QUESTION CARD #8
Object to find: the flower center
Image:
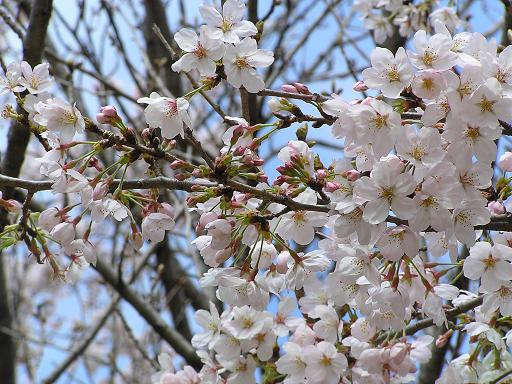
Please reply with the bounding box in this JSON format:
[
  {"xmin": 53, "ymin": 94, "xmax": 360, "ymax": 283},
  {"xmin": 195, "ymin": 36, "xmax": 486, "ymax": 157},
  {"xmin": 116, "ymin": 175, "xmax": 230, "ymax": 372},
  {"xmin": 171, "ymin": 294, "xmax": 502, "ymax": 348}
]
[
  {"xmin": 221, "ymin": 18, "xmax": 233, "ymax": 32},
  {"xmin": 165, "ymin": 100, "xmax": 178, "ymax": 117},
  {"xmin": 478, "ymin": 97, "xmax": 495, "ymax": 113},
  {"xmin": 410, "ymin": 144, "xmax": 425, "ymax": 161},
  {"xmin": 320, "ymin": 355, "xmax": 332, "ymax": 367},
  {"xmin": 484, "ymin": 256, "xmax": 496, "ymax": 270},
  {"xmin": 465, "ymin": 126, "xmax": 480, "ymax": 141},
  {"xmin": 293, "ymin": 211, "xmax": 306, "ymax": 224},
  {"xmin": 421, "ymin": 77, "xmax": 434, "ymax": 91},
  {"xmin": 422, "ymin": 49, "xmax": 437, "ymax": 66},
  {"xmin": 234, "ymin": 57, "xmax": 250, "ymax": 69},
  {"xmin": 380, "ymin": 187, "xmax": 394, "ymax": 202},
  {"xmin": 387, "ymin": 67, "xmax": 400, "ymax": 82},
  {"xmin": 195, "ymin": 43, "xmax": 207, "ymax": 58},
  {"xmin": 373, "ymin": 114, "xmax": 388, "ymax": 129},
  {"xmin": 242, "ymin": 317, "xmax": 254, "ymax": 329}
]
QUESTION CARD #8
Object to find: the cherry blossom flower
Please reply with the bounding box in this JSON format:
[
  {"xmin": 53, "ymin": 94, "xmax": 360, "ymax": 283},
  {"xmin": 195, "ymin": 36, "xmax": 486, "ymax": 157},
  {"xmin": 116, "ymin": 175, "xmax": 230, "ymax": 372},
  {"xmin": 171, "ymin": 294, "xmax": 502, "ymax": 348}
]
[
  {"xmin": 364, "ymin": 14, "xmax": 393, "ymax": 44},
  {"xmin": 303, "ymin": 341, "xmax": 347, "ymax": 384},
  {"xmin": 362, "ymin": 47, "xmax": 413, "ymax": 98},
  {"xmin": 376, "ymin": 225, "xmax": 419, "ymax": 261},
  {"xmin": 64, "ymin": 239, "xmax": 97, "ymax": 266},
  {"xmin": 353, "ymin": 161, "xmax": 416, "ymax": 224},
  {"xmin": 33, "ymin": 98, "xmax": 85, "ymax": 142},
  {"xmin": 18, "ymin": 61, "xmax": 52, "ymax": 94},
  {"xmin": 275, "ymin": 189, "xmax": 328, "ymax": 245},
  {"xmin": 50, "ymin": 222, "xmax": 75, "ymax": 246},
  {"xmin": 312, "ymin": 305, "xmax": 342, "ymax": 343},
  {"xmin": 215, "ymin": 355, "xmax": 256, "ymax": 384},
  {"xmin": 408, "ymin": 30, "xmax": 458, "ymax": 71},
  {"xmin": 172, "ymin": 26, "xmax": 225, "ymax": 76},
  {"xmin": 463, "ymin": 78, "xmax": 512, "ymax": 128},
  {"xmin": 141, "ymin": 212, "xmax": 175, "ymax": 243},
  {"xmin": 452, "ymin": 199, "xmax": 491, "ymax": 246},
  {"xmin": 463, "ymin": 242, "xmax": 512, "ymax": 291},
  {"xmin": 190, "ymin": 302, "xmax": 221, "ymax": 348},
  {"xmin": 224, "ymin": 306, "xmax": 272, "ymax": 340},
  {"xmin": 137, "ymin": 92, "xmax": 191, "ymax": 138},
  {"xmin": 90, "ymin": 197, "xmax": 129, "ymax": 223},
  {"xmin": 199, "ymin": 0, "xmax": 257, "ymax": 43},
  {"xmin": 0, "ymin": 62, "xmax": 25, "ymax": 94},
  {"xmin": 351, "ymin": 99, "xmax": 401, "ymax": 157},
  {"xmin": 223, "ymin": 38, "xmax": 274, "ymax": 93},
  {"xmin": 276, "ymin": 342, "xmax": 307, "ymax": 382},
  {"xmin": 481, "ymin": 281, "xmax": 512, "ymax": 316},
  {"xmin": 285, "ymin": 250, "xmax": 330, "ymax": 290},
  {"xmin": 443, "ymin": 117, "xmax": 500, "ymax": 163}
]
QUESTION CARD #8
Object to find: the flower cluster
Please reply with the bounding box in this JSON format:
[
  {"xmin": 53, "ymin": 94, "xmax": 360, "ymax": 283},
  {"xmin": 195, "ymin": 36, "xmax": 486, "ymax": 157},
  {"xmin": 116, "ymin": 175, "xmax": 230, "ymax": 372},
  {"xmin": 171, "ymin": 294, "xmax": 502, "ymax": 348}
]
[
  {"xmin": 354, "ymin": 0, "xmax": 462, "ymax": 44},
  {"xmin": 172, "ymin": 0, "xmax": 274, "ymax": 93}
]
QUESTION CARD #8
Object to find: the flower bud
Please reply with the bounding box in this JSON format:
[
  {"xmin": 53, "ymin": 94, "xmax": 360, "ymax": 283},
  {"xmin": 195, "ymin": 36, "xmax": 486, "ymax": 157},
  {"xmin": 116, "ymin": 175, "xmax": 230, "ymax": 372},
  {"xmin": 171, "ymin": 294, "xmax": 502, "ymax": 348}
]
[
  {"xmin": 96, "ymin": 105, "xmax": 119, "ymax": 125},
  {"xmin": 499, "ymin": 152, "xmax": 512, "ymax": 172},
  {"xmin": 293, "ymin": 82, "xmax": 310, "ymax": 94},
  {"xmin": 488, "ymin": 201, "xmax": 505, "ymax": 215},
  {"xmin": 281, "ymin": 84, "xmax": 298, "ymax": 93},
  {"xmin": 324, "ymin": 181, "xmax": 341, "ymax": 192},
  {"xmin": 353, "ymin": 81, "xmax": 368, "ymax": 92},
  {"xmin": 159, "ymin": 203, "xmax": 175, "ymax": 218},
  {"xmin": 170, "ymin": 159, "xmax": 188, "ymax": 170},
  {"xmin": 316, "ymin": 169, "xmax": 327, "ymax": 179},
  {"xmin": 268, "ymin": 98, "xmax": 283, "ymax": 113},
  {"xmin": 346, "ymin": 169, "xmax": 361, "ymax": 182}
]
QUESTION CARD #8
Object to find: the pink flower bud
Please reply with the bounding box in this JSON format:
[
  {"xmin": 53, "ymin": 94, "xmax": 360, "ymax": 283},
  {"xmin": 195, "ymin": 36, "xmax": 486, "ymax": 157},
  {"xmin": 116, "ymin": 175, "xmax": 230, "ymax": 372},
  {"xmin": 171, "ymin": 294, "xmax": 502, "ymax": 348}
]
[
  {"xmin": 170, "ymin": 159, "xmax": 187, "ymax": 169},
  {"xmin": 499, "ymin": 152, "xmax": 512, "ymax": 172},
  {"xmin": 353, "ymin": 81, "xmax": 368, "ymax": 92},
  {"xmin": 275, "ymin": 252, "xmax": 290, "ymax": 274},
  {"xmin": 293, "ymin": 82, "xmax": 310, "ymax": 94},
  {"xmin": 324, "ymin": 181, "xmax": 341, "ymax": 192},
  {"xmin": 316, "ymin": 169, "xmax": 327, "ymax": 179},
  {"xmin": 234, "ymin": 146, "xmax": 247, "ymax": 156},
  {"xmin": 488, "ymin": 201, "xmax": 505, "ymax": 215},
  {"xmin": 257, "ymin": 174, "xmax": 268, "ymax": 183},
  {"xmin": 96, "ymin": 113, "xmax": 110, "ymax": 124},
  {"xmin": 96, "ymin": 105, "xmax": 119, "ymax": 124},
  {"xmin": 100, "ymin": 105, "xmax": 117, "ymax": 117},
  {"xmin": 346, "ymin": 169, "xmax": 361, "ymax": 181},
  {"xmin": 159, "ymin": 203, "xmax": 175, "ymax": 218},
  {"xmin": 281, "ymin": 84, "xmax": 298, "ymax": 93},
  {"xmin": 274, "ymin": 175, "xmax": 289, "ymax": 185}
]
